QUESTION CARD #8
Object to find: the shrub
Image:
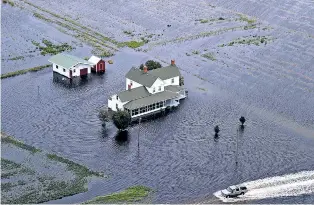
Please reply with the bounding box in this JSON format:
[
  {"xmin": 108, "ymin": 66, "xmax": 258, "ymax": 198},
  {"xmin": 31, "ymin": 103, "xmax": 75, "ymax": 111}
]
[{"xmin": 112, "ymin": 111, "xmax": 131, "ymax": 130}]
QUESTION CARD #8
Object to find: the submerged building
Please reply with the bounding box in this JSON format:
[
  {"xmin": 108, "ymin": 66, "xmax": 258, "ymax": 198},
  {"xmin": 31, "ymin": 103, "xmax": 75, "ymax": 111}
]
[{"xmin": 108, "ymin": 60, "xmax": 186, "ymax": 120}]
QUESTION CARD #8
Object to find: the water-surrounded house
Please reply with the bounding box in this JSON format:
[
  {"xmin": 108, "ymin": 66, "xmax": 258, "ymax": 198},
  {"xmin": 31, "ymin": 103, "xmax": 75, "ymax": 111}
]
[
  {"xmin": 49, "ymin": 53, "xmax": 94, "ymax": 79},
  {"xmin": 108, "ymin": 60, "xmax": 186, "ymax": 120},
  {"xmin": 88, "ymin": 55, "xmax": 105, "ymax": 73}
]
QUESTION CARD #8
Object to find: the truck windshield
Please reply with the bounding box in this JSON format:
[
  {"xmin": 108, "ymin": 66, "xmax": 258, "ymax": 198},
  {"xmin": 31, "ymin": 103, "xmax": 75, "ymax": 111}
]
[{"xmin": 227, "ymin": 187, "xmax": 233, "ymax": 192}]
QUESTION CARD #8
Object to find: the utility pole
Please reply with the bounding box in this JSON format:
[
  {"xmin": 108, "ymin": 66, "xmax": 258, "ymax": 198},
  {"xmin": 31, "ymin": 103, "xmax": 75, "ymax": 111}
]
[
  {"xmin": 38, "ymin": 86, "xmax": 40, "ymax": 95},
  {"xmin": 137, "ymin": 118, "xmax": 141, "ymax": 149},
  {"xmin": 236, "ymin": 128, "xmax": 239, "ymax": 166}
]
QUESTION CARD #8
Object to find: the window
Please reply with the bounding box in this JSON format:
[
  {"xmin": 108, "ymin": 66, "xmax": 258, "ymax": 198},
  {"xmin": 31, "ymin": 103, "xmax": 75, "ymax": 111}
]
[
  {"xmin": 116, "ymin": 104, "xmax": 119, "ymax": 110},
  {"xmin": 132, "ymin": 109, "xmax": 139, "ymax": 116},
  {"xmin": 171, "ymin": 78, "xmax": 174, "ymax": 83},
  {"xmin": 158, "ymin": 86, "xmax": 161, "ymax": 91},
  {"xmin": 73, "ymin": 69, "xmax": 76, "ymax": 73},
  {"xmin": 153, "ymin": 87, "xmax": 155, "ymax": 93},
  {"xmin": 116, "ymin": 95, "xmax": 119, "ymax": 100},
  {"xmin": 63, "ymin": 68, "xmax": 66, "ymax": 72},
  {"xmin": 56, "ymin": 65, "xmax": 58, "ymax": 69}
]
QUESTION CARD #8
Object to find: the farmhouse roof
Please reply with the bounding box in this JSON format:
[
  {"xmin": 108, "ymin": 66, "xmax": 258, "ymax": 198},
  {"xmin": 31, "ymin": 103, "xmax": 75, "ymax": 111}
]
[
  {"xmin": 117, "ymin": 86, "xmax": 150, "ymax": 102},
  {"xmin": 164, "ymin": 85, "xmax": 185, "ymax": 93},
  {"xmin": 125, "ymin": 68, "xmax": 159, "ymax": 87},
  {"xmin": 48, "ymin": 53, "xmax": 93, "ymax": 69},
  {"xmin": 88, "ymin": 56, "xmax": 102, "ymax": 65},
  {"xmin": 148, "ymin": 65, "xmax": 181, "ymax": 80},
  {"xmin": 124, "ymin": 91, "xmax": 179, "ymax": 110}
]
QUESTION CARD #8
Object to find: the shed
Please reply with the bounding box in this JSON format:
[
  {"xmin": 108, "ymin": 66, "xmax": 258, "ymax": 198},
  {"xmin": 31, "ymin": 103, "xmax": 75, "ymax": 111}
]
[
  {"xmin": 88, "ymin": 56, "xmax": 105, "ymax": 73},
  {"xmin": 49, "ymin": 53, "xmax": 93, "ymax": 79}
]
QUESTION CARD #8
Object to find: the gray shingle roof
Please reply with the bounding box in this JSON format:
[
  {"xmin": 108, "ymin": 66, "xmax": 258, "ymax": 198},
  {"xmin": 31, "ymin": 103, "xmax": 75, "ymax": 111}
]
[
  {"xmin": 164, "ymin": 85, "xmax": 185, "ymax": 93},
  {"xmin": 48, "ymin": 53, "xmax": 93, "ymax": 69},
  {"xmin": 149, "ymin": 65, "xmax": 181, "ymax": 80},
  {"xmin": 123, "ymin": 91, "xmax": 179, "ymax": 110},
  {"xmin": 117, "ymin": 86, "xmax": 150, "ymax": 102},
  {"xmin": 125, "ymin": 68, "xmax": 158, "ymax": 87}
]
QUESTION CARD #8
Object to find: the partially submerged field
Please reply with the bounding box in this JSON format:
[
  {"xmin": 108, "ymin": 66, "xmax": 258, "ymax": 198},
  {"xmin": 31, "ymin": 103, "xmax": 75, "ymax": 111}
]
[
  {"xmin": 2, "ymin": 0, "xmax": 314, "ymax": 204},
  {"xmin": 1, "ymin": 133, "xmax": 104, "ymax": 204}
]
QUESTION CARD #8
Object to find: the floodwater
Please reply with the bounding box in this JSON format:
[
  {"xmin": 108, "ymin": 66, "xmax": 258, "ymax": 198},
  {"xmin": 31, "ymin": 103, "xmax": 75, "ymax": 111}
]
[
  {"xmin": 2, "ymin": 0, "xmax": 314, "ymax": 203},
  {"xmin": 2, "ymin": 51, "xmax": 314, "ymax": 204}
]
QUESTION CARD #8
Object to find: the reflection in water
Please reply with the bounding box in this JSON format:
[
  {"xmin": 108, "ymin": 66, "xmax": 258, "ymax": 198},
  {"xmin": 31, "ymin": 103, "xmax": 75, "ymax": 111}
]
[
  {"xmin": 52, "ymin": 72, "xmax": 91, "ymax": 88},
  {"xmin": 115, "ymin": 130, "xmax": 129, "ymax": 145}
]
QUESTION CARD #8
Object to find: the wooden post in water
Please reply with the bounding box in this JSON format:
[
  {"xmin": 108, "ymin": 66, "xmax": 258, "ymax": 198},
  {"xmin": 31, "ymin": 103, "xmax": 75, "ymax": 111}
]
[{"xmin": 236, "ymin": 128, "xmax": 239, "ymax": 166}]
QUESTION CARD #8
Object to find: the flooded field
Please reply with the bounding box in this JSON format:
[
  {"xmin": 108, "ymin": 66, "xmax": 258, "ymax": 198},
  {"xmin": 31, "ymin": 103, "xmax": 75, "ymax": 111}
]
[{"xmin": 1, "ymin": 0, "xmax": 314, "ymax": 203}]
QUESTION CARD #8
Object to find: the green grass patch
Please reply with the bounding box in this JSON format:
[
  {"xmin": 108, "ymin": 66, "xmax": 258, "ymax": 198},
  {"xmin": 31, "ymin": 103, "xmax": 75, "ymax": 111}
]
[
  {"xmin": 2, "ymin": 182, "xmax": 15, "ymax": 192},
  {"xmin": 123, "ymin": 30, "xmax": 133, "ymax": 35},
  {"xmin": 219, "ymin": 36, "xmax": 272, "ymax": 47},
  {"xmin": 8, "ymin": 56, "xmax": 24, "ymax": 61},
  {"xmin": 2, "ymin": 0, "xmax": 14, "ymax": 6},
  {"xmin": 33, "ymin": 13, "xmax": 53, "ymax": 22},
  {"xmin": 238, "ymin": 14, "xmax": 256, "ymax": 24},
  {"xmin": 84, "ymin": 186, "xmax": 151, "ymax": 204},
  {"xmin": 1, "ymin": 136, "xmax": 41, "ymax": 153},
  {"xmin": 200, "ymin": 19, "xmax": 209, "ymax": 23},
  {"xmin": 32, "ymin": 39, "xmax": 73, "ymax": 55},
  {"xmin": 118, "ymin": 41, "xmax": 145, "ymax": 48},
  {"xmin": 197, "ymin": 87, "xmax": 207, "ymax": 91},
  {"xmin": 1, "ymin": 64, "xmax": 51, "ymax": 79},
  {"xmin": 192, "ymin": 50, "xmax": 200, "ymax": 55},
  {"xmin": 201, "ymin": 52, "xmax": 216, "ymax": 61},
  {"xmin": 46, "ymin": 154, "xmax": 104, "ymax": 178}
]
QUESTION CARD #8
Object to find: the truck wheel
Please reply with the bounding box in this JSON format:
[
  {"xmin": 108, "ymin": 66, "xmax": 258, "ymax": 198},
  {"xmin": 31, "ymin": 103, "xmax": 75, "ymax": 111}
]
[
  {"xmin": 226, "ymin": 195, "xmax": 229, "ymax": 198},
  {"xmin": 241, "ymin": 192, "xmax": 244, "ymax": 195}
]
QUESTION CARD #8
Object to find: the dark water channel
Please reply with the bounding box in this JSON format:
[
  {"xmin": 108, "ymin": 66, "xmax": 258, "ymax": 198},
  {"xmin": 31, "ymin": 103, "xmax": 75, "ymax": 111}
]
[{"xmin": 2, "ymin": 51, "xmax": 314, "ymax": 203}]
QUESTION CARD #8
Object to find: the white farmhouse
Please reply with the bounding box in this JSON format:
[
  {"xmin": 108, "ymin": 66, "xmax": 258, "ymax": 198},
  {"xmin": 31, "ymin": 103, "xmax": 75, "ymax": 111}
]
[
  {"xmin": 108, "ymin": 60, "xmax": 186, "ymax": 120},
  {"xmin": 49, "ymin": 53, "xmax": 94, "ymax": 79}
]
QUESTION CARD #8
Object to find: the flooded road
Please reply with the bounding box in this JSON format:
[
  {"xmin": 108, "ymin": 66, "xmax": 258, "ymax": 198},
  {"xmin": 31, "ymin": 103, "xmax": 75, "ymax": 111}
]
[{"xmin": 2, "ymin": 0, "xmax": 314, "ymax": 203}]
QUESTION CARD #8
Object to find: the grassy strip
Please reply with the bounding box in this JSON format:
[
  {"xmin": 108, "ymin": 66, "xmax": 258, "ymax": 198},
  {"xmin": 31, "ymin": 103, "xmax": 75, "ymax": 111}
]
[
  {"xmin": 237, "ymin": 14, "xmax": 256, "ymax": 24},
  {"xmin": 2, "ymin": 0, "xmax": 14, "ymax": 6},
  {"xmin": 3, "ymin": 179, "xmax": 87, "ymax": 204},
  {"xmin": 152, "ymin": 25, "xmax": 256, "ymax": 46},
  {"xmin": 84, "ymin": 186, "xmax": 151, "ymax": 204},
  {"xmin": 47, "ymin": 154, "xmax": 104, "ymax": 178},
  {"xmin": 1, "ymin": 136, "xmax": 41, "ymax": 153},
  {"xmin": 201, "ymin": 52, "xmax": 216, "ymax": 61},
  {"xmin": 1, "ymin": 158, "xmax": 22, "ymax": 170},
  {"xmin": 219, "ymin": 36, "xmax": 272, "ymax": 47},
  {"xmin": 1, "ymin": 64, "xmax": 51, "ymax": 79},
  {"xmin": 8, "ymin": 56, "xmax": 24, "ymax": 61},
  {"xmin": 33, "ymin": 12, "xmax": 52, "ymax": 22}
]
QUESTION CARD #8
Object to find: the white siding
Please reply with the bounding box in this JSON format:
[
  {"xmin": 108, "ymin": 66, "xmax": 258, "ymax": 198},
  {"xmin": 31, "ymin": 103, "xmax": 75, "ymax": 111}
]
[
  {"xmin": 146, "ymin": 78, "xmax": 164, "ymax": 94},
  {"xmin": 53, "ymin": 63, "xmax": 70, "ymax": 78},
  {"xmin": 108, "ymin": 94, "xmax": 128, "ymax": 111},
  {"xmin": 72, "ymin": 63, "xmax": 92, "ymax": 77},
  {"xmin": 163, "ymin": 76, "xmax": 180, "ymax": 86},
  {"xmin": 126, "ymin": 78, "xmax": 142, "ymax": 90},
  {"xmin": 53, "ymin": 63, "xmax": 92, "ymax": 78}
]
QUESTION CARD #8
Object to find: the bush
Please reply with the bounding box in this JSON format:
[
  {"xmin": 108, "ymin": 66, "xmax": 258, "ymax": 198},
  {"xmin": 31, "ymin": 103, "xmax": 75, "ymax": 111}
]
[
  {"xmin": 112, "ymin": 111, "xmax": 131, "ymax": 130},
  {"xmin": 98, "ymin": 109, "xmax": 110, "ymax": 125},
  {"xmin": 139, "ymin": 60, "xmax": 162, "ymax": 71}
]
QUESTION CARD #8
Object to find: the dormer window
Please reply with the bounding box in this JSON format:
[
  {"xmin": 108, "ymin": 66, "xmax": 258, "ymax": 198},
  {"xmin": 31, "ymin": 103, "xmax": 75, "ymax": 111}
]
[{"xmin": 171, "ymin": 78, "xmax": 174, "ymax": 83}]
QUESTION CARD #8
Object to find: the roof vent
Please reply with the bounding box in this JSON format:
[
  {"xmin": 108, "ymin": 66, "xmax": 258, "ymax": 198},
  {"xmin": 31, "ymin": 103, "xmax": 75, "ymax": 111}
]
[{"xmin": 171, "ymin": 59, "xmax": 175, "ymax": 66}]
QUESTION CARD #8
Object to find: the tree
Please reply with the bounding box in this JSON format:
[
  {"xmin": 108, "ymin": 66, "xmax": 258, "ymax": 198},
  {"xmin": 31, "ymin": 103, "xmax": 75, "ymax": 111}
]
[
  {"xmin": 112, "ymin": 110, "xmax": 131, "ymax": 130},
  {"xmin": 239, "ymin": 116, "xmax": 246, "ymax": 126},
  {"xmin": 179, "ymin": 75, "xmax": 184, "ymax": 86},
  {"xmin": 98, "ymin": 109, "xmax": 109, "ymax": 127},
  {"xmin": 139, "ymin": 60, "xmax": 162, "ymax": 71},
  {"xmin": 214, "ymin": 125, "xmax": 220, "ymax": 137}
]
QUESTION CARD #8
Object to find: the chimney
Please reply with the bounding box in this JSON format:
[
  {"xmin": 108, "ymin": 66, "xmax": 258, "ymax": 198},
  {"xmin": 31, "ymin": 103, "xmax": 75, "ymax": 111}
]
[
  {"xmin": 171, "ymin": 59, "xmax": 175, "ymax": 66},
  {"xmin": 143, "ymin": 65, "xmax": 148, "ymax": 73},
  {"xmin": 128, "ymin": 84, "xmax": 131, "ymax": 90}
]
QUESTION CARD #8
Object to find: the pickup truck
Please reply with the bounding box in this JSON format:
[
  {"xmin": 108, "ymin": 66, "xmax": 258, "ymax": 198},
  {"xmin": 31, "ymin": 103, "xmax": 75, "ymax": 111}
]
[{"xmin": 221, "ymin": 185, "xmax": 248, "ymax": 198}]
